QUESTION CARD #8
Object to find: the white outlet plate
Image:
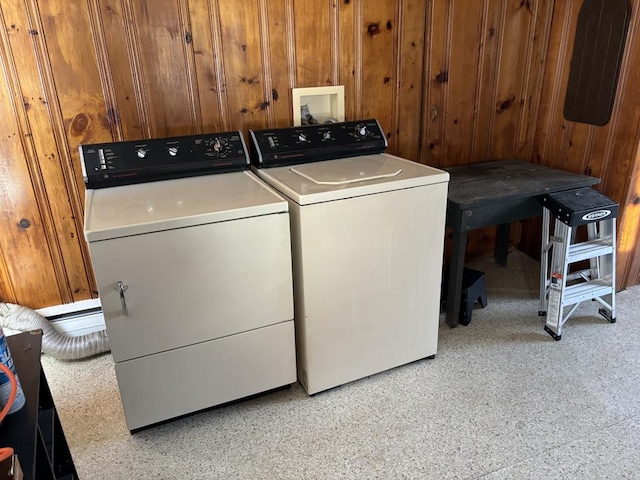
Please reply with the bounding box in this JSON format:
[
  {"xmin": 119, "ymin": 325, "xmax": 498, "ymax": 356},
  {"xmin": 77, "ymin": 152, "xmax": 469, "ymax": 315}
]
[{"xmin": 292, "ymin": 86, "xmax": 345, "ymax": 126}]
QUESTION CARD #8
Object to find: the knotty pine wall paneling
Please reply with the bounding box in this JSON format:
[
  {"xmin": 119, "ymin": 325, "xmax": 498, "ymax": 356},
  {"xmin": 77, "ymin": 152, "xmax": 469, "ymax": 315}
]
[
  {"xmin": 1, "ymin": 0, "xmax": 99, "ymax": 307},
  {"xmin": 425, "ymin": 0, "xmax": 554, "ymax": 261},
  {"xmin": 3, "ymin": 0, "xmax": 640, "ymax": 310},
  {"xmin": 394, "ymin": 1, "xmax": 427, "ymax": 162},
  {"xmin": 530, "ymin": 0, "xmax": 640, "ymax": 290}
]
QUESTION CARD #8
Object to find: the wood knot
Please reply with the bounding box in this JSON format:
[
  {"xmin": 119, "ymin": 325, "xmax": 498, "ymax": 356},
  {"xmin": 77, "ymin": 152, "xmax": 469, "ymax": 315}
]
[
  {"xmin": 19, "ymin": 218, "xmax": 31, "ymax": 229},
  {"xmin": 71, "ymin": 113, "xmax": 89, "ymax": 135},
  {"xmin": 367, "ymin": 23, "xmax": 380, "ymax": 36},
  {"xmin": 272, "ymin": 88, "xmax": 279, "ymax": 101},
  {"xmin": 435, "ymin": 71, "xmax": 448, "ymax": 83},
  {"xmin": 497, "ymin": 95, "xmax": 515, "ymax": 112}
]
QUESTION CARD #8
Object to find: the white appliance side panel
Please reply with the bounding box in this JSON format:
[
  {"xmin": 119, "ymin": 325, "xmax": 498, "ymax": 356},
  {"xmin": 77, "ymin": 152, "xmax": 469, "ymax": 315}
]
[
  {"xmin": 115, "ymin": 320, "xmax": 296, "ymax": 431},
  {"xmin": 88, "ymin": 213, "xmax": 293, "ymax": 363},
  {"xmin": 293, "ymin": 183, "xmax": 448, "ymax": 394}
]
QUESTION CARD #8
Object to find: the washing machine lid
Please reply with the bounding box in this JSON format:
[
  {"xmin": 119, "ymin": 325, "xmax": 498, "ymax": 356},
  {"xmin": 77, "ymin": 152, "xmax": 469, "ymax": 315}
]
[
  {"xmin": 84, "ymin": 171, "xmax": 287, "ymax": 241},
  {"xmin": 254, "ymin": 153, "xmax": 449, "ymax": 205}
]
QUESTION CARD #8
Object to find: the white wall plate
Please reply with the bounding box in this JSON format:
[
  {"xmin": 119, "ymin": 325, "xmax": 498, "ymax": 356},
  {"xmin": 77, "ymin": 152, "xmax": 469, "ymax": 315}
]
[{"xmin": 292, "ymin": 85, "xmax": 345, "ymax": 126}]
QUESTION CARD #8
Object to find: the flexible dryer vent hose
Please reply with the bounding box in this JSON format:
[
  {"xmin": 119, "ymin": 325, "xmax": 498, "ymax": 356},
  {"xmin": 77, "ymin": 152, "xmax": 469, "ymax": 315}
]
[{"xmin": 0, "ymin": 302, "xmax": 110, "ymax": 360}]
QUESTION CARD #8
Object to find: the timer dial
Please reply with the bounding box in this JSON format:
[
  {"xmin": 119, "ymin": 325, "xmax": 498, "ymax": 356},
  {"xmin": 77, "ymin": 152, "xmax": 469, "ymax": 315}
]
[{"xmin": 206, "ymin": 137, "xmax": 231, "ymax": 157}]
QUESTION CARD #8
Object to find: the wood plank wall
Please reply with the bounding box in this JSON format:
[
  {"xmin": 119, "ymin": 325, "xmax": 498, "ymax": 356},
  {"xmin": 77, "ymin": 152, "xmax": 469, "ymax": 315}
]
[
  {"xmin": 528, "ymin": 0, "xmax": 640, "ymax": 290},
  {"xmin": 1, "ymin": 0, "xmax": 639, "ymax": 310}
]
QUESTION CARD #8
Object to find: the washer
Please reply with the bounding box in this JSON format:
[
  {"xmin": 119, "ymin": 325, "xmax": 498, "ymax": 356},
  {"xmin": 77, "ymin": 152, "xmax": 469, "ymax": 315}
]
[
  {"xmin": 81, "ymin": 132, "xmax": 296, "ymax": 431},
  {"xmin": 250, "ymin": 119, "xmax": 449, "ymax": 395}
]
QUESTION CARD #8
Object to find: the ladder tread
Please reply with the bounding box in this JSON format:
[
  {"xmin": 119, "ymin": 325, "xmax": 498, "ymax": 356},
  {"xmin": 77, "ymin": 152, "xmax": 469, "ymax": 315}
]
[
  {"xmin": 567, "ymin": 238, "xmax": 614, "ymax": 263},
  {"xmin": 564, "ymin": 278, "xmax": 614, "ymax": 305}
]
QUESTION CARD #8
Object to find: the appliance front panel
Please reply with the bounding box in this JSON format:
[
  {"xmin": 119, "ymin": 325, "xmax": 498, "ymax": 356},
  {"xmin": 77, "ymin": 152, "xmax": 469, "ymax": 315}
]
[
  {"xmin": 89, "ymin": 212, "xmax": 293, "ymax": 363},
  {"xmin": 290, "ymin": 183, "xmax": 448, "ymax": 394},
  {"xmin": 116, "ymin": 321, "xmax": 296, "ymax": 431}
]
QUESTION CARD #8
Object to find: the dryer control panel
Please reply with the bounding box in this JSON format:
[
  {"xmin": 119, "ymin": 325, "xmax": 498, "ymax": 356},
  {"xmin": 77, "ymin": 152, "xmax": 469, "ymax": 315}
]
[
  {"xmin": 250, "ymin": 119, "xmax": 387, "ymax": 168},
  {"xmin": 81, "ymin": 131, "xmax": 249, "ymax": 188}
]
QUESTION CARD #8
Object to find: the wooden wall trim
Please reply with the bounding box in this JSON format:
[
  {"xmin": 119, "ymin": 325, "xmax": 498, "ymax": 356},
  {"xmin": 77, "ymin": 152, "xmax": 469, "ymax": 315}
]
[
  {"xmin": 389, "ymin": 0, "xmax": 402, "ymax": 153},
  {"xmin": 257, "ymin": 0, "xmax": 274, "ymax": 127},
  {"xmin": 209, "ymin": 0, "xmax": 229, "ymax": 131},
  {"xmin": 178, "ymin": 0, "xmax": 203, "ymax": 133},
  {"xmin": 522, "ymin": 0, "xmax": 555, "ymax": 161},
  {"xmin": 284, "ymin": 0, "xmax": 296, "ymax": 92},
  {"xmin": 539, "ymin": 1, "xmax": 573, "ymax": 167},
  {"xmin": 87, "ymin": 0, "xmax": 120, "ymax": 141},
  {"xmin": 471, "ymin": 0, "xmax": 500, "ymax": 159},
  {"xmin": 353, "ymin": 0, "xmax": 363, "ymax": 119},
  {"xmin": 330, "ymin": 0, "xmax": 339, "ymax": 86},
  {"xmin": 515, "ymin": 0, "xmax": 537, "ymax": 153},
  {"xmin": 122, "ymin": 0, "xmax": 152, "ymax": 138}
]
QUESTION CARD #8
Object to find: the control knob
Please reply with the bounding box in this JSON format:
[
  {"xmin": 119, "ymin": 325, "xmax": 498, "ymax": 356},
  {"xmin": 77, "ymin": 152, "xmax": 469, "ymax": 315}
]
[
  {"xmin": 323, "ymin": 131, "xmax": 332, "ymax": 140},
  {"xmin": 136, "ymin": 148, "xmax": 148, "ymax": 159},
  {"xmin": 168, "ymin": 147, "xmax": 178, "ymax": 157},
  {"xmin": 355, "ymin": 125, "xmax": 368, "ymax": 138}
]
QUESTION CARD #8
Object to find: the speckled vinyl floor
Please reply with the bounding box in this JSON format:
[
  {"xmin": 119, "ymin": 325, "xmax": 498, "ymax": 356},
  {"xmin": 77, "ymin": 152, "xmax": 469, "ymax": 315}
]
[{"xmin": 40, "ymin": 251, "xmax": 640, "ymax": 479}]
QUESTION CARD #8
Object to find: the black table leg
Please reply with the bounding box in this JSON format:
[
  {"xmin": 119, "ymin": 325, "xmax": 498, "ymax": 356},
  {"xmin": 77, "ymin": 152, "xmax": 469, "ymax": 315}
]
[
  {"xmin": 446, "ymin": 228, "xmax": 467, "ymax": 328},
  {"xmin": 495, "ymin": 222, "xmax": 510, "ymax": 267}
]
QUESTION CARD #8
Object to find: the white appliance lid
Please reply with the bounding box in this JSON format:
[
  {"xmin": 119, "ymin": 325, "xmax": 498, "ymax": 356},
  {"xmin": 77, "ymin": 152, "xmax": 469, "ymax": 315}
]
[
  {"xmin": 84, "ymin": 171, "xmax": 288, "ymax": 241},
  {"xmin": 254, "ymin": 153, "xmax": 449, "ymax": 205}
]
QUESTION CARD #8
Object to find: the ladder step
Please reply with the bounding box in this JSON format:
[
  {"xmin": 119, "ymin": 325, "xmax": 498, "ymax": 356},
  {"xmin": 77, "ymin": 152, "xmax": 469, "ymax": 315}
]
[
  {"xmin": 563, "ymin": 278, "xmax": 614, "ymax": 306},
  {"xmin": 567, "ymin": 238, "xmax": 614, "ymax": 263}
]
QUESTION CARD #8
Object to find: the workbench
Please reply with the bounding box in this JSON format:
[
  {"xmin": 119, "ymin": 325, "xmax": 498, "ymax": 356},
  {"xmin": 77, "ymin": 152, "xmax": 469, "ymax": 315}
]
[{"xmin": 443, "ymin": 159, "xmax": 599, "ymax": 328}]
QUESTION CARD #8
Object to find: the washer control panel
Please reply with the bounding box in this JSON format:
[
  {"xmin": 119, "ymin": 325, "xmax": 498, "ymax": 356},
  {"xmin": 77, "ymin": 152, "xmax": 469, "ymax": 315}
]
[
  {"xmin": 80, "ymin": 131, "xmax": 249, "ymax": 188},
  {"xmin": 250, "ymin": 119, "xmax": 387, "ymax": 168}
]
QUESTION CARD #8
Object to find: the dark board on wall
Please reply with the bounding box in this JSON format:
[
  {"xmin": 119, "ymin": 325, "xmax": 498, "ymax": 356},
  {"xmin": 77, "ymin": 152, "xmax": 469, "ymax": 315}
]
[{"xmin": 563, "ymin": 0, "xmax": 630, "ymax": 126}]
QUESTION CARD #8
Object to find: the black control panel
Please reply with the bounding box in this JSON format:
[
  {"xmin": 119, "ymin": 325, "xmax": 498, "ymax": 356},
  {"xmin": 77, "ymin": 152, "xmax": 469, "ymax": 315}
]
[
  {"xmin": 250, "ymin": 119, "xmax": 387, "ymax": 168},
  {"xmin": 80, "ymin": 131, "xmax": 249, "ymax": 188}
]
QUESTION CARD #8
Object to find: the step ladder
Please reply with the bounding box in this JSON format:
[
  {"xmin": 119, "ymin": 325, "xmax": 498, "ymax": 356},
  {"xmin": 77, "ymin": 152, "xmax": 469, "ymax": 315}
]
[{"xmin": 538, "ymin": 187, "xmax": 618, "ymax": 340}]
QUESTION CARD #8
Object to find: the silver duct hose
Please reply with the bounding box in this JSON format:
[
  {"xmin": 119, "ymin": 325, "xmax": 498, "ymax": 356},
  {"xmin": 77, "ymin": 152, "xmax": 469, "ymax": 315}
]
[{"xmin": 0, "ymin": 302, "xmax": 110, "ymax": 360}]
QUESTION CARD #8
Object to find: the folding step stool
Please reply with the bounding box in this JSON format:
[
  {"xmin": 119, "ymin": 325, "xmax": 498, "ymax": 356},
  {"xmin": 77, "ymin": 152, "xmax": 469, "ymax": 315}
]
[{"xmin": 538, "ymin": 187, "xmax": 618, "ymax": 340}]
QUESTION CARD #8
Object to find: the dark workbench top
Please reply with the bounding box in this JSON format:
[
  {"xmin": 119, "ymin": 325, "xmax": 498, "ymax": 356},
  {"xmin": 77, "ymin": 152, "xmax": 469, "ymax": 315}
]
[{"xmin": 444, "ymin": 159, "xmax": 600, "ymax": 209}]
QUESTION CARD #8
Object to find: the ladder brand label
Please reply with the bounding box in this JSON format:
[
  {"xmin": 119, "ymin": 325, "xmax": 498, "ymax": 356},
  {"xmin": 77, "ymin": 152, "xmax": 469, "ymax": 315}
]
[{"xmin": 582, "ymin": 209, "xmax": 611, "ymax": 221}]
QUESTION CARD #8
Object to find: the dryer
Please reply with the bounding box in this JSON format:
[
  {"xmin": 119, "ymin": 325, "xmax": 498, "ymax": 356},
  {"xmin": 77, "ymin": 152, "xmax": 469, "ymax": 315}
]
[
  {"xmin": 250, "ymin": 119, "xmax": 449, "ymax": 395},
  {"xmin": 81, "ymin": 131, "xmax": 296, "ymax": 431}
]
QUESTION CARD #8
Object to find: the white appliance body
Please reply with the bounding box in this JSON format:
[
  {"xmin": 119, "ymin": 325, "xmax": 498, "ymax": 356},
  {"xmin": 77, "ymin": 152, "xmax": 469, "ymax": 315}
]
[
  {"xmin": 254, "ymin": 154, "xmax": 449, "ymax": 394},
  {"xmin": 84, "ymin": 171, "xmax": 296, "ymax": 430}
]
